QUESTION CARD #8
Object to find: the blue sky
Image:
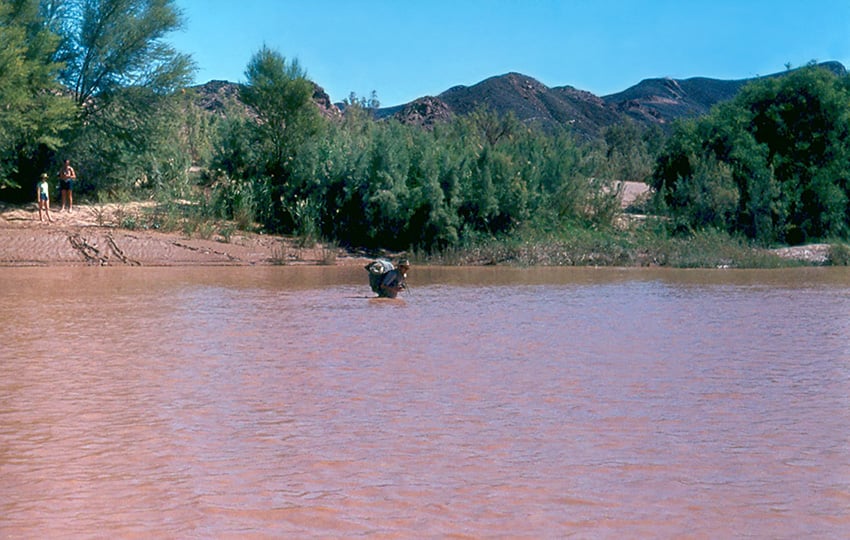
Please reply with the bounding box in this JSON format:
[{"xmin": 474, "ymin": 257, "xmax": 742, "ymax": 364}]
[{"xmin": 171, "ymin": 0, "xmax": 850, "ymax": 107}]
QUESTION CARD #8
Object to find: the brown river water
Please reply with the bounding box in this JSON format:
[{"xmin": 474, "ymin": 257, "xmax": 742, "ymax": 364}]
[{"xmin": 2, "ymin": 265, "xmax": 850, "ymax": 538}]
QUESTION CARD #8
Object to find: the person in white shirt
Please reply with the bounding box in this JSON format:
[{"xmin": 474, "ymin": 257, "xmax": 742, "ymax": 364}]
[{"xmin": 36, "ymin": 173, "xmax": 53, "ymax": 223}]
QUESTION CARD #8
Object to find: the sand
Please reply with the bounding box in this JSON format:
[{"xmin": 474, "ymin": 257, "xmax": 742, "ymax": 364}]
[{"xmin": 0, "ymin": 201, "xmax": 366, "ymax": 267}]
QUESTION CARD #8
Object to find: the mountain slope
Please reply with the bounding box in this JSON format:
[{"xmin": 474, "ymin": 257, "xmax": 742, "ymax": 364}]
[
  {"xmin": 191, "ymin": 62, "xmax": 847, "ymax": 140},
  {"xmin": 434, "ymin": 72, "xmax": 622, "ymax": 137},
  {"xmin": 385, "ymin": 61, "xmax": 847, "ymax": 137},
  {"xmin": 601, "ymin": 76, "xmax": 747, "ymax": 126},
  {"xmin": 603, "ymin": 60, "xmax": 847, "ymax": 127}
]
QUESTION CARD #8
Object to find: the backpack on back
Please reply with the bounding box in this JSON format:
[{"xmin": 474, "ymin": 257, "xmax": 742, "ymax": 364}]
[{"xmin": 365, "ymin": 259, "xmax": 394, "ymax": 294}]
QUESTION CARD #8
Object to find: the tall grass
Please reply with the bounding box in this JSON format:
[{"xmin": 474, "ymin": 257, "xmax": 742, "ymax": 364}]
[{"xmin": 425, "ymin": 222, "xmax": 800, "ymax": 268}]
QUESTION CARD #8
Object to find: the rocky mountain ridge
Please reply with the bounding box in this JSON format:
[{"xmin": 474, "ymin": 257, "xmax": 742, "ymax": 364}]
[{"xmin": 192, "ymin": 61, "xmax": 847, "ymax": 139}]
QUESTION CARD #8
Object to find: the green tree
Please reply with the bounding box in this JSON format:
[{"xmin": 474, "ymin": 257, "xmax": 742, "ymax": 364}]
[
  {"xmin": 653, "ymin": 64, "xmax": 850, "ymax": 243},
  {"xmin": 43, "ymin": 0, "xmax": 197, "ymax": 198},
  {"xmin": 0, "ymin": 0, "xmax": 74, "ymax": 192},
  {"xmin": 741, "ymin": 66, "xmax": 850, "ymax": 241},
  {"xmin": 240, "ymin": 45, "xmax": 325, "ymax": 232},
  {"xmin": 602, "ymin": 119, "xmax": 658, "ymax": 182},
  {"xmin": 671, "ymin": 153, "xmax": 739, "ymax": 231},
  {"xmin": 55, "ymin": 0, "xmax": 194, "ymax": 107},
  {"xmin": 305, "ymin": 103, "xmax": 385, "ymax": 247},
  {"xmin": 64, "ymin": 87, "xmax": 192, "ymax": 196}
]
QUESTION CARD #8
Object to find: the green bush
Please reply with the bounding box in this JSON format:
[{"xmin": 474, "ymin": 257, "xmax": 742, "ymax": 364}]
[{"xmin": 828, "ymin": 242, "xmax": 850, "ymax": 266}]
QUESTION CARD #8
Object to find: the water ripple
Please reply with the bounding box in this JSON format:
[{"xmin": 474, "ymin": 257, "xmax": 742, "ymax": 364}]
[{"xmin": 1, "ymin": 267, "xmax": 850, "ymax": 538}]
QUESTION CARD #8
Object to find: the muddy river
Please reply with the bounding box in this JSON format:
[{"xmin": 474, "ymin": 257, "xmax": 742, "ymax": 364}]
[{"xmin": 2, "ymin": 266, "xmax": 849, "ymax": 538}]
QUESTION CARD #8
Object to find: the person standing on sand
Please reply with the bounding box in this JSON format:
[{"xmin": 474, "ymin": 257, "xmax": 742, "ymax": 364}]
[
  {"xmin": 378, "ymin": 258, "xmax": 410, "ymax": 298},
  {"xmin": 36, "ymin": 173, "xmax": 53, "ymax": 222},
  {"xmin": 58, "ymin": 159, "xmax": 76, "ymax": 212}
]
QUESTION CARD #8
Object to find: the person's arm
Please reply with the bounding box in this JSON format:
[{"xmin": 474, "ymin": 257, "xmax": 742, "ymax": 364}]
[
  {"xmin": 382, "ymin": 283, "xmax": 401, "ymax": 295},
  {"xmin": 380, "ymin": 271, "xmax": 405, "ymax": 295}
]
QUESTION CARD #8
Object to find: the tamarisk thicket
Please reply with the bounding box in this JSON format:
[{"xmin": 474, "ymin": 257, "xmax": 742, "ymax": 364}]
[{"xmin": 208, "ymin": 56, "xmax": 630, "ymax": 252}]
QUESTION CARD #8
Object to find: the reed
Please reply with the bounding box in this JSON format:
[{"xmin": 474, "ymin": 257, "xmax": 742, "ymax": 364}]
[{"xmin": 424, "ymin": 225, "xmax": 804, "ymax": 269}]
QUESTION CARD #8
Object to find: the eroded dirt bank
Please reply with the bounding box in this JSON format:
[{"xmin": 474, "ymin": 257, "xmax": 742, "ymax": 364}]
[{"xmin": 0, "ymin": 202, "xmax": 366, "ymax": 267}]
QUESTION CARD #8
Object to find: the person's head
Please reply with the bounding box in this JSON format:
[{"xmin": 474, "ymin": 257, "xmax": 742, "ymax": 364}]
[
  {"xmin": 397, "ymin": 258, "xmax": 410, "ymax": 271},
  {"xmin": 64, "ymin": 159, "xmax": 71, "ymax": 166},
  {"xmin": 40, "ymin": 173, "xmax": 48, "ymax": 180}
]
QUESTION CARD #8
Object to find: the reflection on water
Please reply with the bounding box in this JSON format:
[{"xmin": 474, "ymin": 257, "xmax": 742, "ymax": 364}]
[{"xmin": 2, "ymin": 266, "xmax": 850, "ymax": 538}]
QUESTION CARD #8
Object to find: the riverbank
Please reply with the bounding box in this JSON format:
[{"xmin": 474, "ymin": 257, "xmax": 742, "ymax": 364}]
[
  {"xmin": 0, "ymin": 200, "xmax": 837, "ymax": 267},
  {"xmin": 0, "ymin": 201, "xmax": 367, "ymax": 267}
]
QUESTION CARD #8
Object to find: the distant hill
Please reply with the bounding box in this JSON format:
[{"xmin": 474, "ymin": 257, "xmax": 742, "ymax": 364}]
[
  {"xmin": 192, "ymin": 61, "xmax": 847, "ymax": 139},
  {"xmin": 603, "ymin": 76, "xmax": 747, "ymax": 127},
  {"xmin": 381, "ymin": 61, "xmax": 847, "ymax": 138},
  {"xmin": 435, "ymin": 73, "xmax": 624, "ymax": 137}
]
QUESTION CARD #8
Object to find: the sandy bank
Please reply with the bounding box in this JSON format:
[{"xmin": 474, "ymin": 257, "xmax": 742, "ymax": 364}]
[{"xmin": 0, "ymin": 201, "xmax": 367, "ymax": 267}]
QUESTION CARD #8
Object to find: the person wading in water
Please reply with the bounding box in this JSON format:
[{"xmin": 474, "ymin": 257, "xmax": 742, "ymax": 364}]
[
  {"xmin": 378, "ymin": 258, "xmax": 409, "ymax": 298},
  {"xmin": 366, "ymin": 258, "xmax": 410, "ymax": 298}
]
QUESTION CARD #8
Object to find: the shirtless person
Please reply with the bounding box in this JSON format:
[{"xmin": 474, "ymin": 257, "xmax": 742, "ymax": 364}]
[{"xmin": 58, "ymin": 159, "xmax": 76, "ymax": 212}]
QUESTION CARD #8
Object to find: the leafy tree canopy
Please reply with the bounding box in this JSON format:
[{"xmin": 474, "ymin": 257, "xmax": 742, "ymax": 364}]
[
  {"xmin": 652, "ymin": 64, "xmax": 850, "ymax": 244},
  {"xmin": 239, "ymin": 46, "xmax": 325, "ymax": 232},
  {"xmin": 54, "ymin": 0, "xmax": 195, "ymax": 106},
  {"xmin": 0, "ymin": 0, "xmax": 75, "ymax": 189}
]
